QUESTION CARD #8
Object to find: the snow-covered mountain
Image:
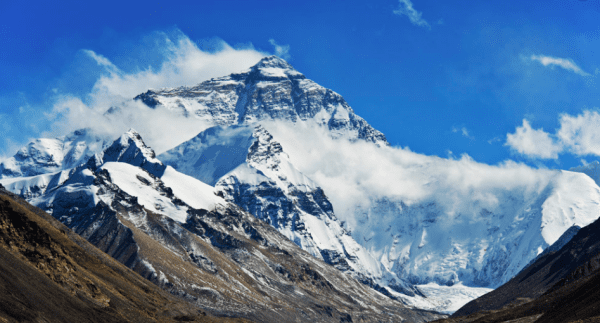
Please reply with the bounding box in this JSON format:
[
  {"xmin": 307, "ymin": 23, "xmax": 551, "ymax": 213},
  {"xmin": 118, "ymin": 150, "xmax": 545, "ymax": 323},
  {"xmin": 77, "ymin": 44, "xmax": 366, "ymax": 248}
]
[
  {"xmin": 0, "ymin": 130, "xmax": 438, "ymax": 322},
  {"xmin": 159, "ymin": 119, "xmax": 600, "ymax": 313},
  {"xmin": 260, "ymin": 121, "xmax": 600, "ymax": 312},
  {"xmin": 0, "ymin": 129, "xmax": 111, "ymax": 179},
  {"xmin": 571, "ymin": 161, "xmax": 600, "ymax": 186},
  {"xmin": 264, "ymin": 122, "xmax": 600, "ymax": 312},
  {"xmin": 376, "ymin": 173, "xmax": 599, "ymax": 284},
  {"xmin": 134, "ymin": 55, "xmax": 388, "ymax": 146},
  {"xmin": 159, "ymin": 124, "xmax": 419, "ymax": 298},
  {"xmin": 452, "ymin": 203, "xmax": 600, "ymax": 320},
  {"xmin": 350, "ymin": 170, "xmax": 600, "ymax": 285},
  {"xmin": 5, "ymin": 55, "xmax": 600, "ymax": 314}
]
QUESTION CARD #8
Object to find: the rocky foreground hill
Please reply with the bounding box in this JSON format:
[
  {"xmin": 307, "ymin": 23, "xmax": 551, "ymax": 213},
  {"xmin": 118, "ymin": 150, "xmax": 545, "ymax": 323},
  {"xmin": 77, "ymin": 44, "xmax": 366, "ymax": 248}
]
[{"xmin": 0, "ymin": 185, "xmax": 250, "ymax": 323}]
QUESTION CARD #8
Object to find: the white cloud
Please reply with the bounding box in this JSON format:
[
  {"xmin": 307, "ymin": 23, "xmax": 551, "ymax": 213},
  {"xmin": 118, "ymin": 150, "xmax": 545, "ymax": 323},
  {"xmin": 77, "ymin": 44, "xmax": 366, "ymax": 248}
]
[
  {"xmin": 487, "ymin": 137, "xmax": 502, "ymax": 145},
  {"xmin": 393, "ymin": 0, "xmax": 430, "ymax": 29},
  {"xmin": 452, "ymin": 126, "xmax": 473, "ymax": 139},
  {"xmin": 506, "ymin": 110, "xmax": 600, "ymax": 159},
  {"xmin": 261, "ymin": 120, "xmax": 556, "ymax": 231},
  {"xmin": 42, "ymin": 31, "xmax": 268, "ymax": 154},
  {"xmin": 268, "ymin": 39, "xmax": 291, "ymax": 61},
  {"xmin": 530, "ymin": 54, "xmax": 591, "ymax": 76},
  {"xmin": 82, "ymin": 49, "xmax": 118, "ymax": 70},
  {"xmin": 557, "ymin": 110, "xmax": 600, "ymax": 156},
  {"xmin": 505, "ymin": 119, "xmax": 563, "ymax": 159},
  {"xmin": 86, "ymin": 34, "xmax": 266, "ymax": 101}
]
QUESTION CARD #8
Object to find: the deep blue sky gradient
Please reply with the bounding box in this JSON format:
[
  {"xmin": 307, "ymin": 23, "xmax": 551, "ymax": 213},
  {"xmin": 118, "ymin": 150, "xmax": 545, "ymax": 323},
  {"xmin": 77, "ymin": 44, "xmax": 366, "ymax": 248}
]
[{"xmin": 1, "ymin": 0, "xmax": 599, "ymax": 168}]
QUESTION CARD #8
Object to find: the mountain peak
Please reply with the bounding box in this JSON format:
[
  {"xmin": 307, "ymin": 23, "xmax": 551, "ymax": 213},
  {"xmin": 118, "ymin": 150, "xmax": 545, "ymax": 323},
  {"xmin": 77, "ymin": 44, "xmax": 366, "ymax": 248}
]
[
  {"xmin": 254, "ymin": 55, "xmax": 292, "ymax": 69},
  {"xmin": 570, "ymin": 161, "xmax": 600, "ymax": 187},
  {"xmin": 119, "ymin": 128, "xmax": 143, "ymax": 145},
  {"xmin": 90, "ymin": 130, "xmax": 166, "ymax": 176},
  {"xmin": 132, "ymin": 55, "xmax": 388, "ymax": 146},
  {"xmin": 248, "ymin": 55, "xmax": 304, "ymax": 80},
  {"xmin": 125, "ymin": 128, "xmax": 140, "ymax": 136}
]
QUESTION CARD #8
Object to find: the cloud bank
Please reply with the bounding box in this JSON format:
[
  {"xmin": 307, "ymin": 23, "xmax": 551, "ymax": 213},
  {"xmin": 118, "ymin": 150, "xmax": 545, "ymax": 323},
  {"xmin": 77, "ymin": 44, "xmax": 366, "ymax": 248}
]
[
  {"xmin": 42, "ymin": 31, "xmax": 267, "ymax": 154},
  {"xmin": 393, "ymin": 0, "xmax": 430, "ymax": 29},
  {"xmin": 530, "ymin": 54, "xmax": 591, "ymax": 76},
  {"xmin": 506, "ymin": 110, "xmax": 600, "ymax": 159},
  {"xmin": 261, "ymin": 120, "xmax": 556, "ymax": 230}
]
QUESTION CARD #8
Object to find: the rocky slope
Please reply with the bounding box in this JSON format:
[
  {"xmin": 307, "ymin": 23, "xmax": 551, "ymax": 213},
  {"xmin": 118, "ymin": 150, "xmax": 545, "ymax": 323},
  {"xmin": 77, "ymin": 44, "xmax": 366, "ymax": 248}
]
[
  {"xmin": 0, "ymin": 185, "xmax": 249, "ymax": 323},
  {"xmin": 0, "ymin": 130, "xmax": 441, "ymax": 323}
]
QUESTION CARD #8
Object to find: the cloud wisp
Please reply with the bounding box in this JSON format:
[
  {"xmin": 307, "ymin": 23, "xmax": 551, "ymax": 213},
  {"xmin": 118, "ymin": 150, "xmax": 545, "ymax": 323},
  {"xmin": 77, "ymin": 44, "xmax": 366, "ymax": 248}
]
[
  {"xmin": 452, "ymin": 126, "xmax": 474, "ymax": 140},
  {"xmin": 506, "ymin": 110, "xmax": 600, "ymax": 159},
  {"xmin": 269, "ymin": 39, "xmax": 291, "ymax": 61},
  {"xmin": 530, "ymin": 54, "xmax": 591, "ymax": 76},
  {"xmin": 393, "ymin": 0, "xmax": 431, "ymax": 29}
]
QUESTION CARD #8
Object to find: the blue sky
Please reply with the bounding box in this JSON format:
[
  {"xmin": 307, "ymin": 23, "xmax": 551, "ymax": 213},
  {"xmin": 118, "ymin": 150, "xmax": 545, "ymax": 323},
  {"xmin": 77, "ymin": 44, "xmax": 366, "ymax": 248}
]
[{"xmin": 1, "ymin": 0, "xmax": 599, "ymax": 169}]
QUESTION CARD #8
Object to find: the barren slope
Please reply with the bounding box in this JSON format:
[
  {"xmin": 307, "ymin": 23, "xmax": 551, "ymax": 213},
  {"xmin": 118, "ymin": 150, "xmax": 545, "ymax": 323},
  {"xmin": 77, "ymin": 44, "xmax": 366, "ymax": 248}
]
[{"xmin": 0, "ymin": 186, "xmax": 249, "ymax": 323}]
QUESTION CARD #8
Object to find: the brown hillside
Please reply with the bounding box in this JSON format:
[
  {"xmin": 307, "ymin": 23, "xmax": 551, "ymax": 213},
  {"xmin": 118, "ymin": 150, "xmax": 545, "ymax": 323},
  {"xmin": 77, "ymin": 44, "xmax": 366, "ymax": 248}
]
[{"xmin": 0, "ymin": 191, "xmax": 250, "ymax": 323}]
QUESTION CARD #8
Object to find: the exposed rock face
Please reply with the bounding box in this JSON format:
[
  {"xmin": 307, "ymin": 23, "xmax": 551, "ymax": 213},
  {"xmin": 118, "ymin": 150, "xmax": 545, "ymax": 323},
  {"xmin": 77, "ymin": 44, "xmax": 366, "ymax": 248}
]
[
  {"xmin": 1, "ymin": 131, "xmax": 442, "ymax": 323},
  {"xmin": 134, "ymin": 56, "xmax": 388, "ymax": 145},
  {"xmin": 87, "ymin": 129, "xmax": 166, "ymax": 177}
]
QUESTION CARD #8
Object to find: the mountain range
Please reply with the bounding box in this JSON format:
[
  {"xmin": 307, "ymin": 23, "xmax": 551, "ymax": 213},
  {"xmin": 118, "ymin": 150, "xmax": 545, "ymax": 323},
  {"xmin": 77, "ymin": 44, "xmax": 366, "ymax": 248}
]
[
  {"xmin": 0, "ymin": 128, "xmax": 439, "ymax": 322},
  {"xmin": 2, "ymin": 55, "xmax": 600, "ymax": 319}
]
